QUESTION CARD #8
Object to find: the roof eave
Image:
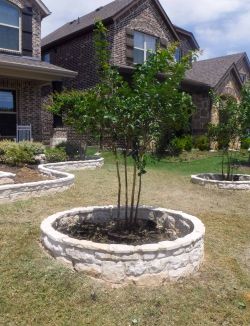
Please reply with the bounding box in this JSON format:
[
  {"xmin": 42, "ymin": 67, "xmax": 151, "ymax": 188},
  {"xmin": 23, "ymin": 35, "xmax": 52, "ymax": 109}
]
[
  {"xmin": 214, "ymin": 63, "xmax": 243, "ymax": 92},
  {"xmin": 113, "ymin": 0, "xmax": 180, "ymax": 42},
  {"xmin": 174, "ymin": 25, "xmax": 200, "ymax": 50},
  {"xmin": 0, "ymin": 61, "xmax": 77, "ymax": 80},
  {"xmin": 42, "ymin": 17, "xmax": 113, "ymax": 51},
  {"xmin": 35, "ymin": 0, "xmax": 51, "ymax": 18}
]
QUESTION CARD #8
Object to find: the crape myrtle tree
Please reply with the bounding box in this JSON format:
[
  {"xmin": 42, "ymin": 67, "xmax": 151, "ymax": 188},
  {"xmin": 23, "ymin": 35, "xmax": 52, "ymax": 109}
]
[
  {"xmin": 208, "ymin": 85, "xmax": 250, "ymax": 180},
  {"xmin": 48, "ymin": 21, "xmax": 194, "ymax": 229}
]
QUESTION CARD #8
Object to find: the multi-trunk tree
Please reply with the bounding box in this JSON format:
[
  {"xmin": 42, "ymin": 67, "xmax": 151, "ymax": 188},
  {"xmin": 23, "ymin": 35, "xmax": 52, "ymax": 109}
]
[{"xmin": 48, "ymin": 21, "xmax": 194, "ymax": 229}]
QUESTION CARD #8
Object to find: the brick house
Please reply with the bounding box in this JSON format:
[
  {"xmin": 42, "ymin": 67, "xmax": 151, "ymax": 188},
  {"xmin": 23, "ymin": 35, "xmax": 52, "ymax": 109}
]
[
  {"xmin": 0, "ymin": 0, "xmax": 77, "ymax": 143},
  {"xmin": 41, "ymin": 0, "xmax": 250, "ymax": 141}
]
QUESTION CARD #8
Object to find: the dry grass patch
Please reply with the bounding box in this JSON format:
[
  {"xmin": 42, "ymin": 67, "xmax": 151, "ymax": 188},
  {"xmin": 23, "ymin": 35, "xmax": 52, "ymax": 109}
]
[{"xmin": 0, "ymin": 159, "xmax": 249, "ymax": 325}]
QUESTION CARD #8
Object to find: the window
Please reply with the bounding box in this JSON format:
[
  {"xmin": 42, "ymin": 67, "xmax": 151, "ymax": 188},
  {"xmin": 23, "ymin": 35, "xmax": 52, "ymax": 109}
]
[
  {"xmin": 134, "ymin": 31, "xmax": 157, "ymax": 64},
  {"xmin": 0, "ymin": 90, "xmax": 15, "ymax": 112},
  {"xmin": 174, "ymin": 48, "xmax": 182, "ymax": 62},
  {"xmin": 240, "ymin": 73, "xmax": 247, "ymax": 83},
  {"xmin": 42, "ymin": 52, "xmax": 51, "ymax": 63},
  {"xmin": 0, "ymin": 0, "xmax": 20, "ymax": 51}
]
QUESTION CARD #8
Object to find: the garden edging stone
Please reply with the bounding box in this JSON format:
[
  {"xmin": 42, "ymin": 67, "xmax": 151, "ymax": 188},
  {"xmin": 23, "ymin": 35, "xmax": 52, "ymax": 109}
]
[
  {"xmin": 0, "ymin": 158, "xmax": 104, "ymax": 202},
  {"xmin": 41, "ymin": 206, "xmax": 205, "ymax": 286},
  {"xmin": 191, "ymin": 173, "xmax": 250, "ymax": 190}
]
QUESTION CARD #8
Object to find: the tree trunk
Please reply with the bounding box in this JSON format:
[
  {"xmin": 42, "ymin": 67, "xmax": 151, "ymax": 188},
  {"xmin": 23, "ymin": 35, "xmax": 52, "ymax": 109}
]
[
  {"xmin": 134, "ymin": 174, "xmax": 142, "ymax": 225},
  {"xmin": 114, "ymin": 148, "xmax": 121, "ymax": 219},
  {"xmin": 129, "ymin": 161, "xmax": 137, "ymax": 226},
  {"xmin": 123, "ymin": 149, "xmax": 129, "ymax": 226}
]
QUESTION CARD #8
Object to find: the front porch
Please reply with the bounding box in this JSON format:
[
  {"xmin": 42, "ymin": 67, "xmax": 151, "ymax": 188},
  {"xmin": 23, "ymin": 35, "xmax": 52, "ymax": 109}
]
[{"xmin": 0, "ymin": 54, "xmax": 77, "ymax": 143}]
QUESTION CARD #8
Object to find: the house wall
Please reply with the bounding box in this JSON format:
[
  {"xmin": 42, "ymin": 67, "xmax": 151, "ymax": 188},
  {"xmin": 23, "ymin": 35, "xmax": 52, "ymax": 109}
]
[
  {"xmin": 177, "ymin": 33, "xmax": 194, "ymax": 56},
  {"xmin": 0, "ymin": 77, "xmax": 43, "ymax": 141},
  {"xmin": 1, "ymin": 0, "xmax": 42, "ymax": 58},
  {"xmin": 235, "ymin": 57, "xmax": 250, "ymax": 82},
  {"xmin": 112, "ymin": 0, "xmax": 176, "ymax": 66},
  {"xmin": 43, "ymin": 0, "xmax": 176, "ymax": 90},
  {"xmin": 191, "ymin": 92, "xmax": 211, "ymax": 135}
]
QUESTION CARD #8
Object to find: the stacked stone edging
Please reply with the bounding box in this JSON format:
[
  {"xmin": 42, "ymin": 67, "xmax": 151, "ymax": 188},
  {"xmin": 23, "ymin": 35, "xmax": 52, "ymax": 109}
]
[
  {"xmin": 41, "ymin": 206, "xmax": 205, "ymax": 286},
  {"xmin": 191, "ymin": 173, "xmax": 250, "ymax": 190},
  {"xmin": 0, "ymin": 158, "xmax": 104, "ymax": 203}
]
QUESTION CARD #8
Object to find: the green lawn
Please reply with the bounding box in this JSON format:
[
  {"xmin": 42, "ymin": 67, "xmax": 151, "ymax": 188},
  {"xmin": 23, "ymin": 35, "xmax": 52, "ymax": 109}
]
[{"xmin": 0, "ymin": 152, "xmax": 249, "ymax": 325}]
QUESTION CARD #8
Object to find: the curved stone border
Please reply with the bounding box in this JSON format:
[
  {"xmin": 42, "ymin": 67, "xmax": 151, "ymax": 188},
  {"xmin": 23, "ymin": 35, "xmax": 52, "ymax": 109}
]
[
  {"xmin": 0, "ymin": 171, "xmax": 16, "ymax": 185},
  {"xmin": 191, "ymin": 173, "xmax": 250, "ymax": 190},
  {"xmin": 0, "ymin": 158, "xmax": 104, "ymax": 203},
  {"xmin": 41, "ymin": 206, "xmax": 205, "ymax": 286}
]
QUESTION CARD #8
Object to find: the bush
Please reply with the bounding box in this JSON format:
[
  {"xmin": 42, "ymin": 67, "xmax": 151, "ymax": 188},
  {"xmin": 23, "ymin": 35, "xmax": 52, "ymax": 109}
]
[
  {"xmin": 170, "ymin": 136, "xmax": 193, "ymax": 155},
  {"xmin": 20, "ymin": 141, "xmax": 45, "ymax": 155},
  {"xmin": 45, "ymin": 148, "xmax": 67, "ymax": 163},
  {"xmin": 193, "ymin": 135, "xmax": 210, "ymax": 151},
  {"xmin": 241, "ymin": 138, "xmax": 250, "ymax": 149},
  {"xmin": 56, "ymin": 142, "xmax": 79, "ymax": 159},
  {"xmin": 0, "ymin": 142, "xmax": 35, "ymax": 166},
  {"xmin": 0, "ymin": 140, "xmax": 45, "ymax": 166},
  {"xmin": 183, "ymin": 135, "xmax": 193, "ymax": 151}
]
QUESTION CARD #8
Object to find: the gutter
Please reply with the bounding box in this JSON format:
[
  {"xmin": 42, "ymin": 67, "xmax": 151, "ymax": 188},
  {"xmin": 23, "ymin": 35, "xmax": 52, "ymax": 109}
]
[{"xmin": 0, "ymin": 61, "xmax": 77, "ymax": 78}]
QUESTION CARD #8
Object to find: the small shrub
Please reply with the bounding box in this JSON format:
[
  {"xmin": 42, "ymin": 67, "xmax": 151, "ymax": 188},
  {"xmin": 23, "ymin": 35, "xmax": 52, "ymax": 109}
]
[
  {"xmin": 194, "ymin": 135, "xmax": 210, "ymax": 151},
  {"xmin": 56, "ymin": 142, "xmax": 79, "ymax": 159},
  {"xmin": 183, "ymin": 135, "xmax": 193, "ymax": 151},
  {"xmin": 241, "ymin": 138, "xmax": 250, "ymax": 149},
  {"xmin": 0, "ymin": 140, "xmax": 45, "ymax": 166},
  {"xmin": 170, "ymin": 136, "xmax": 193, "ymax": 155},
  {"xmin": 1, "ymin": 143, "xmax": 35, "ymax": 166},
  {"xmin": 45, "ymin": 148, "xmax": 67, "ymax": 163},
  {"xmin": 170, "ymin": 137, "xmax": 186, "ymax": 155},
  {"xmin": 20, "ymin": 141, "xmax": 45, "ymax": 155}
]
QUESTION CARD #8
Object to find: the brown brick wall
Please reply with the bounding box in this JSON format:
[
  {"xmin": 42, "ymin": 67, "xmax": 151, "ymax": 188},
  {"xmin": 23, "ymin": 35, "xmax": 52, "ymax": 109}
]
[
  {"xmin": 112, "ymin": 0, "xmax": 175, "ymax": 66},
  {"xmin": 191, "ymin": 92, "xmax": 211, "ymax": 135},
  {"xmin": 0, "ymin": 77, "xmax": 45, "ymax": 141},
  {"xmin": 178, "ymin": 33, "xmax": 194, "ymax": 56},
  {"xmin": 43, "ymin": 0, "xmax": 176, "ymax": 90}
]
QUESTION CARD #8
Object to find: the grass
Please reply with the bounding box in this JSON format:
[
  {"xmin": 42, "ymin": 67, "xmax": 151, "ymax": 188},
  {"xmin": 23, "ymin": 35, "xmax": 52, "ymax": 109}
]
[{"xmin": 0, "ymin": 151, "xmax": 249, "ymax": 325}]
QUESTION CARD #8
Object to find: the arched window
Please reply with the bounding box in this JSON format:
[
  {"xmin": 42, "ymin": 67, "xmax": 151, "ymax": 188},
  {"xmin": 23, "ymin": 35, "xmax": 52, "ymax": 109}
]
[{"xmin": 0, "ymin": 0, "xmax": 20, "ymax": 51}]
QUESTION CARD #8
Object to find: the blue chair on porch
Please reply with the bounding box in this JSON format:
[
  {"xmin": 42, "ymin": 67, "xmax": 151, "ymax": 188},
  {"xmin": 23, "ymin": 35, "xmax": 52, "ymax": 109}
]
[{"xmin": 16, "ymin": 125, "xmax": 32, "ymax": 142}]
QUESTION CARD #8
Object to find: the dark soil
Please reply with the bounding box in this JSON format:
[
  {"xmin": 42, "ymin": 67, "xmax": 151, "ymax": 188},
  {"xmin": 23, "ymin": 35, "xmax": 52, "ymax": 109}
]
[
  {"xmin": 55, "ymin": 220, "xmax": 182, "ymax": 245},
  {"xmin": 0, "ymin": 165, "xmax": 52, "ymax": 184}
]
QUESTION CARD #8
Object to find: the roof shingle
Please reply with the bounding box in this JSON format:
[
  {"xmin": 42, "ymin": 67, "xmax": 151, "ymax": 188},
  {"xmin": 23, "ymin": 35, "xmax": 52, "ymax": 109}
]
[
  {"xmin": 185, "ymin": 53, "xmax": 246, "ymax": 88},
  {"xmin": 42, "ymin": 0, "xmax": 135, "ymax": 48}
]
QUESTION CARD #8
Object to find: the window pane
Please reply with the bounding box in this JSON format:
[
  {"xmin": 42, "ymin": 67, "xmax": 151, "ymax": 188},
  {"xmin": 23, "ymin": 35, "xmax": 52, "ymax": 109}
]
[
  {"xmin": 134, "ymin": 49, "xmax": 144, "ymax": 64},
  {"xmin": 42, "ymin": 53, "xmax": 50, "ymax": 63},
  {"xmin": 145, "ymin": 35, "xmax": 156, "ymax": 51},
  {"xmin": 134, "ymin": 31, "xmax": 144, "ymax": 49},
  {"xmin": 0, "ymin": 91, "xmax": 15, "ymax": 112},
  {"xmin": 0, "ymin": 25, "xmax": 19, "ymax": 50},
  {"xmin": 175, "ymin": 48, "xmax": 181, "ymax": 62},
  {"xmin": 0, "ymin": 0, "xmax": 19, "ymax": 27}
]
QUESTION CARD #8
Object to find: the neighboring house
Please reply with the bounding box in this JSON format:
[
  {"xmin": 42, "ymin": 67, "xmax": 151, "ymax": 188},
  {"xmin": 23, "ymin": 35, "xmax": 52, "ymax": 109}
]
[
  {"xmin": 184, "ymin": 52, "xmax": 250, "ymax": 136},
  {"xmin": 0, "ymin": 0, "xmax": 77, "ymax": 143},
  {"xmin": 41, "ymin": 0, "xmax": 250, "ymax": 141}
]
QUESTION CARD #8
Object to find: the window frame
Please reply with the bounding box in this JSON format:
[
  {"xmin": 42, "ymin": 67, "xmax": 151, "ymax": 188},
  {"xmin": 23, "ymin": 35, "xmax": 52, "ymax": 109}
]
[
  {"xmin": 0, "ymin": 89, "xmax": 16, "ymax": 114},
  {"xmin": 133, "ymin": 31, "xmax": 157, "ymax": 64},
  {"xmin": 0, "ymin": 0, "xmax": 21, "ymax": 53}
]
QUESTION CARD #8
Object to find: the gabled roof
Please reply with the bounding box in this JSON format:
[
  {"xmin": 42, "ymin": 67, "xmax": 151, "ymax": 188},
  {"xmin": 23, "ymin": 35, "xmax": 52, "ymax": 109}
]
[
  {"xmin": 174, "ymin": 25, "xmax": 199, "ymax": 51},
  {"xmin": 185, "ymin": 53, "xmax": 249, "ymax": 89},
  {"xmin": 34, "ymin": 0, "xmax": 51, "ymax": 18},
  {"xmin": 42, "ymin": 0, "xmax": 179, "ymax": 49}
]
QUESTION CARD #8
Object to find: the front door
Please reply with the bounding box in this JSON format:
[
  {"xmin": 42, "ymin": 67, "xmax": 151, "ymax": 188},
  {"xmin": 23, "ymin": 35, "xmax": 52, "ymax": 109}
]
[{"xmin": 0, "ymin": 90, "xmax": 16, "ymax": 138}]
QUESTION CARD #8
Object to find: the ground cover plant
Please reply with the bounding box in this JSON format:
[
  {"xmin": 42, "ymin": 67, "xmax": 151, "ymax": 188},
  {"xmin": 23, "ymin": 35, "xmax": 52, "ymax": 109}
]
[
  {"xmin": 48, "ymin": 21, "xmax": 195, "ymax": 241},
  {"xmin": 0, "ymin": 152, "xmax": 249, "ymax": 325}
]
